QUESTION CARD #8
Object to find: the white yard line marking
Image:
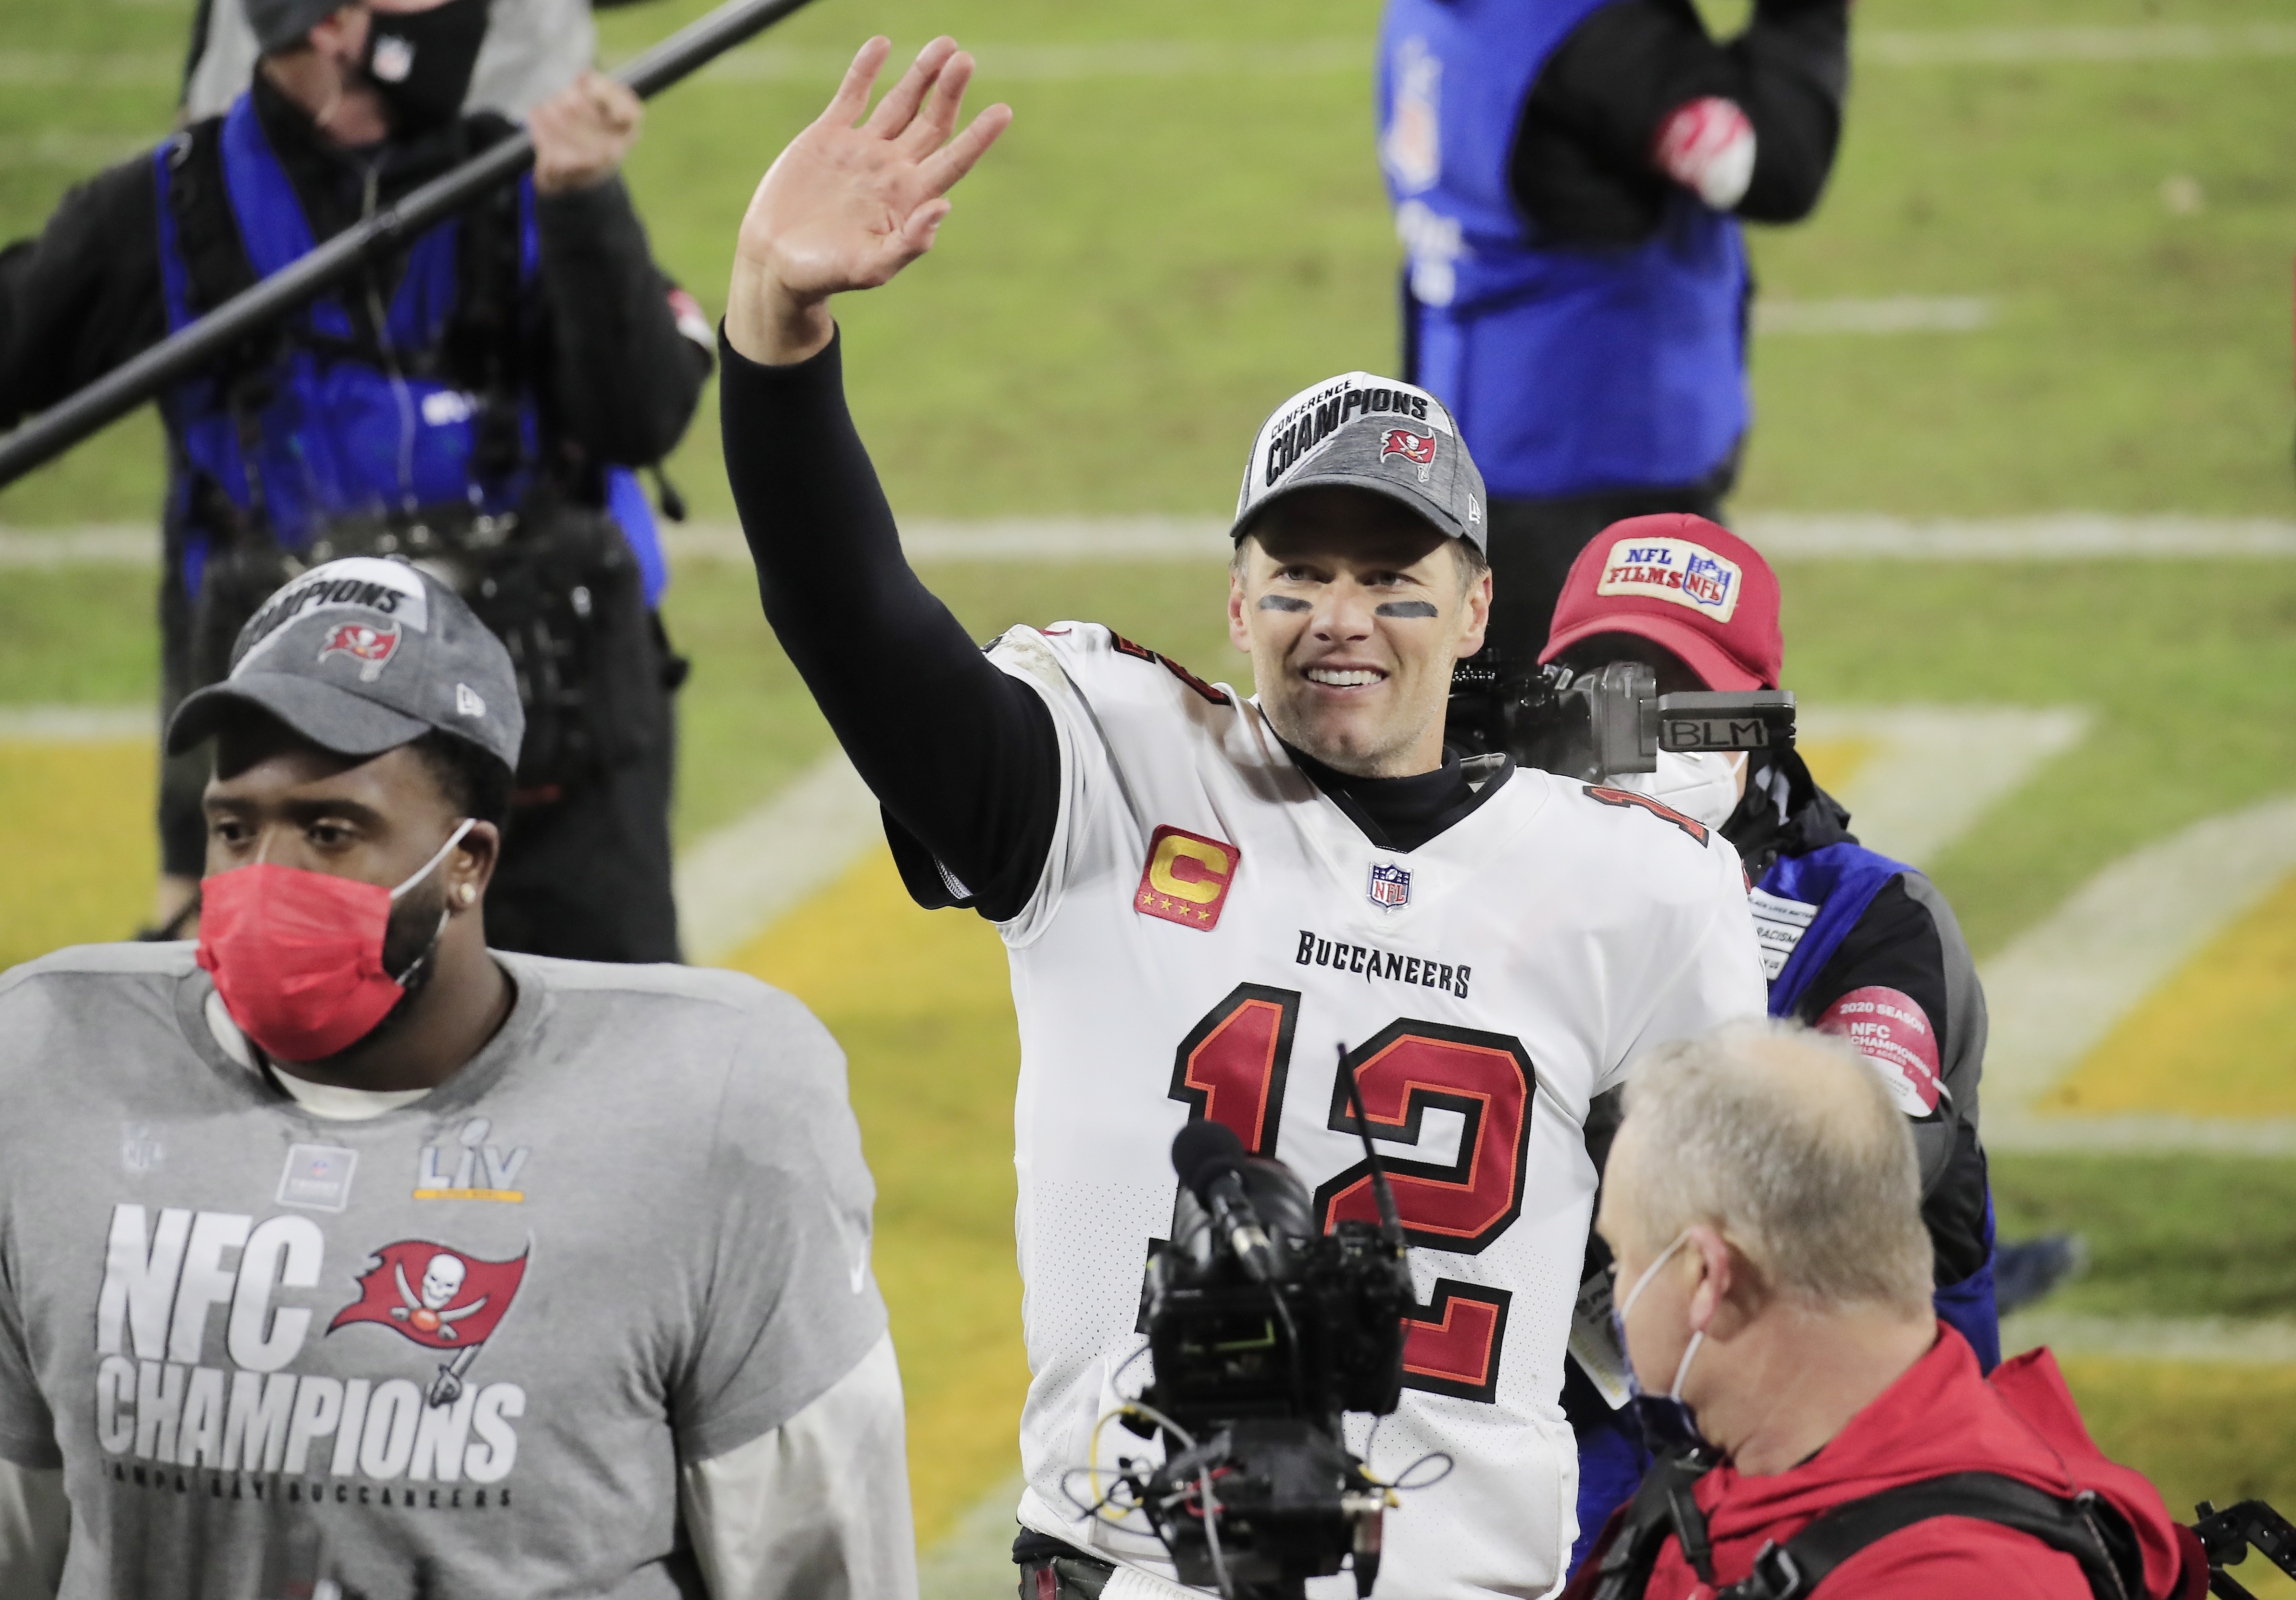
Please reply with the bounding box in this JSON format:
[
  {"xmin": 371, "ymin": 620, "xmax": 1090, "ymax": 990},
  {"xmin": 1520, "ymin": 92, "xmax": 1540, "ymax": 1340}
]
[
  {"xmin": 662, "ymin": 517, "xmax": 1232, "ymax": 565},
  {"xmin": 1987, "ymin": 1111, "xmax": 2296, "ymax": 1157},
  {"xmin": 1754, "ymin": 297, "xmax": 1993, "ymax": 335},
  {"xmin": 0, "ymin": 715, "xmax": 881, "ymax": 966},
  {"xmin": 918, "ymin": 1475, "xmax": 1028, "ymax": 1600},
  {"xmin": 3, "ymin": 26, "xmax": 2290, "ymax": 93},
  {"xmin": 0, "ymin": 527, "xmax": 157, "ymax": 566},
  {"xmin": 1862, "ymin": 24, "xmax": 2296, "ymax": 66},
  {"xmin": 13, "ymin": 517, "xmax": 2295, "ymax": 570},
  {"xmin": 12, "ymin": 695, "xmax": 2287, "ymax": 1159},
  {"xmin": 1801, "ymin": 706, "xmax": 2091, "ymax": 870},
  {"xmin": 700, "ymin": 38, "xmax": 1369, "ymax": 85},
  {"xmin": 0, "ymin": 132, "xmax": 152, "ymax": 169},
  {"xmin": 0, "ymin": 706, "xmax": 153, "ymax": 742},
  {"xmin": 1738, "ymin": 514, "xmax": 2296, "ymax": 559},
  {"xmin": 1980, "ymin": 796, "xmax": 2296, "ymax": 1154},
  {"xmin": 674, "ymin": 746, "xmax": 881, "ymax": 964},
  {"xmin": 2003, "ymin": 1313, "xmax": 2296, "ymax": 1366},
  {"xmin": 0, "ymin": 52, "xmax": 178, "ymax": 86},
  {"xmin": 670, "ymin": 702, "xmax": 2083, "ymax": 980},
  {"xmin": 683, "ymin": 27, "xmax": 2296, "ymax": 83}
]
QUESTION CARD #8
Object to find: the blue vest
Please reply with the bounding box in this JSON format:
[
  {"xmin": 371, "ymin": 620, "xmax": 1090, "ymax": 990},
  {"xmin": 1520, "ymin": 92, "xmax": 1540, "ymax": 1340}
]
[
  {"xmin": 1376, "ymin": 0, "xmax": 1749, "ymax": 500},
  {"xmin": 152, "ymin": 96, "xmax": 665, "ymax": 605},
  {"xmin": 1756, "ymin": 841, "xmax": 1912, "ymax": 1018},
  {"xmin": 1756, "ymin": 841, "xmax": 2001, "ymax": 1370}
]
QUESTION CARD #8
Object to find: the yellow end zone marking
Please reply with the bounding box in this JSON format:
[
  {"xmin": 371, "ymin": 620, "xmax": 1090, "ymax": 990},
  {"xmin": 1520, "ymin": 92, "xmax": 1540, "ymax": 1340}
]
[
  {"xmin": 722, "ymin": 846, "xmax": 1031, "ymax": 1548},
  {"xmin": 1796, "ymin": 736, "xmax": 1877, "ymax": 799},
  {"xmin": 2042, "ymin": 869, "xmax": 2296, "ymax": 1118},
  {"xmin": 0, "ymin": 739, "xmax": 158, "ymax": 969},
  {"xmin": 411, "ymin": 1188, "xmax": 525, "ymax": 1202}
]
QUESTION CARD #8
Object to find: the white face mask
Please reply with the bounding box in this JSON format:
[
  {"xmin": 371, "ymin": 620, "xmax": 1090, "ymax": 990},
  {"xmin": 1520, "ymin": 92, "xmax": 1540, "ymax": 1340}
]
[
  {"xmin": 1611, "ymin": 1229, "xmax": 1712, "ymax": 1453},
  {"xmin": 1605, "ymin": 750, "xmax": 1747, "ymax": 833}
]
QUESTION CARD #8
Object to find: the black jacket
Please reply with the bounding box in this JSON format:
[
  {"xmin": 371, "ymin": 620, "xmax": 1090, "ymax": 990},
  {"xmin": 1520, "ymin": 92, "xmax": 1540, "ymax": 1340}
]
[
  {"xmin": 1514, "ymin": 0, "xmax": 1851, "ymax": 246},
  {"xmin": 0, "ymin": 76, "xmax": 712, "ymax": 876},
  {"xmin": 0, "ymin": 74, "xmax": 709, "ymax": 464}
]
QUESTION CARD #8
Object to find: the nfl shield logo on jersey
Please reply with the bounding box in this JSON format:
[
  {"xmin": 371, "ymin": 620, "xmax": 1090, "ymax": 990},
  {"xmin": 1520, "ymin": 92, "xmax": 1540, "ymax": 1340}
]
[{"xmin": 1366, "ymin": 861, "xmax": 1411, "ymax": 910}]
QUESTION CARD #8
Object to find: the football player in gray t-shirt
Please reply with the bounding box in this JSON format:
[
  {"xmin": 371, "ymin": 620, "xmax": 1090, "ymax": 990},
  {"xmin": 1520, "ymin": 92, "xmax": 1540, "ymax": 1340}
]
[{"xmin": 0, "ymin": 559, "xmax": 914, "ymax": 1600}]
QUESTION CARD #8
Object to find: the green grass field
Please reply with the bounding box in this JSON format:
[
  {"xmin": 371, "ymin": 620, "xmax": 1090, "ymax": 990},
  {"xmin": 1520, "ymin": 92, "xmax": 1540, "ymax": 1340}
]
[{"xmin": 4, "ymin": 0, "xmax": 2296, "ymax": 1574}]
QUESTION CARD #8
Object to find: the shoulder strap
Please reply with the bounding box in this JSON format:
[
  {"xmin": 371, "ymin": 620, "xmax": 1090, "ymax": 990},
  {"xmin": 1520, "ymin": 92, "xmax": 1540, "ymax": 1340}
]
[
  {"xmin": 1719, "ymin": 1472, "xmax": 2140, "ymax": 1600},
  {"xmin": 158, "ymin": 116, "xmax": 258, "ymax": 325},
  {"xmin": 444, "ymin": 154, "xmax": 531, "ymax": 483},
  {"xmin": 1587, "ymin": 1451, "xmax": 1721, "ymax": 1600}
]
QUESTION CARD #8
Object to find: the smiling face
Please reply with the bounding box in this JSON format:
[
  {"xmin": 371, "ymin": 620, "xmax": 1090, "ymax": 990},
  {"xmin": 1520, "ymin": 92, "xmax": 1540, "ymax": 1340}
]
[{"xmin": 1227, "ymin": 486, "xmax": 1491, "ymax": 778}]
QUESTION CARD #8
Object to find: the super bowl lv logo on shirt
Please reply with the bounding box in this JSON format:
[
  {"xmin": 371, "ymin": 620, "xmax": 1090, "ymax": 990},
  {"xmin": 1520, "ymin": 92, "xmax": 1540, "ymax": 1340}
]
[{"xmin": 89, "ymin": 1204, "xmax": 531, "ymax": 1511}]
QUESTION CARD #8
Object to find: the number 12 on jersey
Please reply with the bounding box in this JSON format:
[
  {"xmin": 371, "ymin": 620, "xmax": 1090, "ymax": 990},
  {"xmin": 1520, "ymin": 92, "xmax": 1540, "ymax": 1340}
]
[{"xmin": 1167, "ymin": 984, "xmax": 1534, "ymax": 1402}]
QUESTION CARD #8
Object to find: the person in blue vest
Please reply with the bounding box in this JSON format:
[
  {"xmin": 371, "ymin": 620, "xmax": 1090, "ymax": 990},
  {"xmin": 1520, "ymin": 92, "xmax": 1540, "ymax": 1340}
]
[
  {"xmin": 0, "ymin": 0, "xmax": 716, "ymax": 962},
  {"xmin": 1535, "ymin": 514, "xmax": 2078, "ymax": 1572},
  {"xmin": 1376, "ymin": 0, "xmax": 1850, "ymax": 663}
]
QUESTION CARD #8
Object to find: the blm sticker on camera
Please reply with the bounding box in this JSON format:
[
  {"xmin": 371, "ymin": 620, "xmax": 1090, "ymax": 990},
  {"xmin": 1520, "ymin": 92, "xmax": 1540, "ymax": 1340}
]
[{"xmin": 1596, "ymin": 535, "xmax": 1742, "ymax": 622}]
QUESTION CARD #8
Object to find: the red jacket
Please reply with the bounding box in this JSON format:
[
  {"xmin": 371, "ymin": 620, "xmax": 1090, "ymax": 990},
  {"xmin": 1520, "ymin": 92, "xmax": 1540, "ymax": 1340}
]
[{"xmin": 1605, "ymin": 1327, "xmax": 2196, "ymax": 1600}]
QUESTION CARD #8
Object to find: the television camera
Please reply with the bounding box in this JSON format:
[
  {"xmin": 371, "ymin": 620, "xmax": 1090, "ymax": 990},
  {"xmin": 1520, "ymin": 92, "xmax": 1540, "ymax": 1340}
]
[
  {"xmin": 1099, "ymin": 1091, "xmax": 1421, "ymax": 1600},
  {"xmin": 1446, "ymin": 649, "xmax": 1796, "ymax": 781},
  {"xmin": 2194, "ymin": 1498, "xmax": 2296, "ymax": 1600}
]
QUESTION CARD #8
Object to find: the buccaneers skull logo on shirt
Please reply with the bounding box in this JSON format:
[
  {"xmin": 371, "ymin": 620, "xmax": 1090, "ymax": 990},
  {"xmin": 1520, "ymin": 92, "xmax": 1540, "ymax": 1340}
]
[{"xmin": 331, "ymin": 1239, "xmax": 529, "ymax": 1405}]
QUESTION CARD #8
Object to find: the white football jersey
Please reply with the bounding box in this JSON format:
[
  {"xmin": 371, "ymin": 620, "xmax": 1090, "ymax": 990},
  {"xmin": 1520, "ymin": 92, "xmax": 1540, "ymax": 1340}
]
[{"xmin": 981, "ymin": 624, "xmax": 1764, "ymax": 1600}]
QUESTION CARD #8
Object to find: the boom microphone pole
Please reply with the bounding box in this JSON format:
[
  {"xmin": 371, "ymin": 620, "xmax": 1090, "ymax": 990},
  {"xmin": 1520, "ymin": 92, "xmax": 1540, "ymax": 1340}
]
[{"xmin": 0, "ymin": 0, "xmax": 820, "ymax": 490}]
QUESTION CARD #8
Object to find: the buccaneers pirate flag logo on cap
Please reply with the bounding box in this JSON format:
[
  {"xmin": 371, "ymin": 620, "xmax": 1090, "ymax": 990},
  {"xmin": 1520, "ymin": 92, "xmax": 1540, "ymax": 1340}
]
[{"xmin": 330, "ymin": 1239, "xmax": 529, "ymax": 1406}]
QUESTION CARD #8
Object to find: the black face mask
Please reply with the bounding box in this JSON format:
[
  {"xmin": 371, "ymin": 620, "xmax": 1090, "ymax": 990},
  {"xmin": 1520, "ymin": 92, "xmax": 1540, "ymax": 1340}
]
[{"xmin": 362, "ymin": 0, "xmax": 491, "ymax": 136}]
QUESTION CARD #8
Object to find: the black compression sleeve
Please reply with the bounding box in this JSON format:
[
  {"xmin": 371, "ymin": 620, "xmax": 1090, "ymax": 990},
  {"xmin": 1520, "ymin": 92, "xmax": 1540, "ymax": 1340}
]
[
  {"xmin": 1512, "ymin": 0, "xmax": 1848, "ymax": 243},
  {"xmin": 1796, "ymin": 878, "xmax": 1951, "ymax": 1042},
  {"xmin": 719, "ymin": 330, "xmax": 1060, "ymax": 919}
]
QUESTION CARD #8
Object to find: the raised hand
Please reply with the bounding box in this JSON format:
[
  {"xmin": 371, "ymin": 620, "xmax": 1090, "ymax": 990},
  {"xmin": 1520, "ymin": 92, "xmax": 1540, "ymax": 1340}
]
[
  {"xmin": 530, "ymin": 71, "xmax": 644, "ymax": 196},
  {"xmin": 727, "ymin": 37, "xmax": 1012, "ymax": 365}
]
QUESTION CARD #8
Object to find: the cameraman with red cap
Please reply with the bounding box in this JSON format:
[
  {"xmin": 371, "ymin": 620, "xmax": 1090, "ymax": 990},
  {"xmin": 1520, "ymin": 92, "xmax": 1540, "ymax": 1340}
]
[{"xmin": 1535, "ymin": 514, "xmax": 2054, "ymax": 1571}]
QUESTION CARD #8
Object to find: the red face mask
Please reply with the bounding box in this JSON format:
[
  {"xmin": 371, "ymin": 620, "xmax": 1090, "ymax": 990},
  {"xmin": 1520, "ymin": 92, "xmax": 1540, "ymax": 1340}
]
[{"xmin": 197, "ymin": 820, "xmax": 474, "ymax": 1063}]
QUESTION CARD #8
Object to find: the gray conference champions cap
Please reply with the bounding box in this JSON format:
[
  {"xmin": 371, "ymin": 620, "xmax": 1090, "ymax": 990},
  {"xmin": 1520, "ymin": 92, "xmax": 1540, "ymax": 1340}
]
[
  {"xmin": 1232, "ymin": 372, "xmax": 1487, "ymax": 554},
  {"xmin": 165, "ymin": 557, "xmax": 524, "ymax": 773}
]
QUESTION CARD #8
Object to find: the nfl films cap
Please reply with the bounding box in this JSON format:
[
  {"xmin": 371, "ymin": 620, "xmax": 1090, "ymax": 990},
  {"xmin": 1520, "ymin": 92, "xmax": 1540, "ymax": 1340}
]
[
  {"xmin": 165, "ymin": 557, "xmax": 524, "ymax": 772},
  {"xmin": 1233, "ymin": 372, "xmax": 1487, "ymax": 553},
  {"xmin": 1540, "ymin": 513, "xmax": 1783, "ymax": 691}
]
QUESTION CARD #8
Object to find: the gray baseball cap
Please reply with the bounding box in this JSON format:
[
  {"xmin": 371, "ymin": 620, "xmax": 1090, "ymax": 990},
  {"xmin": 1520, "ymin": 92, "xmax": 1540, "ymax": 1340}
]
[
  {"xmin": 1232, "ymin": 371, "xmax": 1487, "ymax": 553},
  {"xmin": 165, "ymin": 557, "xmax": 523, "ymax": 774}
]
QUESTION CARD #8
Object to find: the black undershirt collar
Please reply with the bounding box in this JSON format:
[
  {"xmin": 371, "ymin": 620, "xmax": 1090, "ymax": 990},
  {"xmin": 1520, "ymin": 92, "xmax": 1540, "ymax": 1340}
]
[{"xmin": 1283, "ymin": 741, "xmax": 1513, "ymax": 853}]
